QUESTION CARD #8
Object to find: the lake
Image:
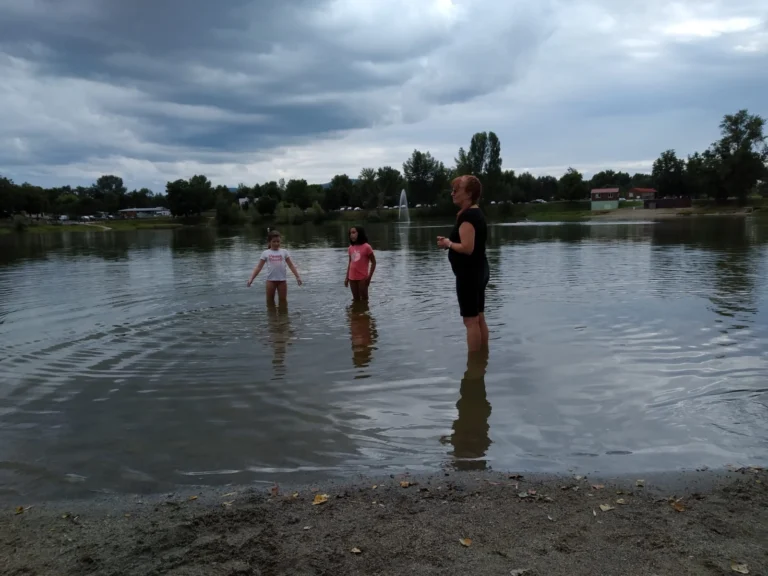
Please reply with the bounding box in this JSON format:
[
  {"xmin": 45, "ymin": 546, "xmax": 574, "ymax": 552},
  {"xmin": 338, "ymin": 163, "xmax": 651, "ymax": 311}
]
[{"xmin": 1, "ymin": 217, "xmax": 767, "ymax": 500}]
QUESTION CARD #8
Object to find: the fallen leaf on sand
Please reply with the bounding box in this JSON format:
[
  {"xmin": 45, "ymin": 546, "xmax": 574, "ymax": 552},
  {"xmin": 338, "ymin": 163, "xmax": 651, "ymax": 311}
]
[
  {"xmin": 731, "ymin": 562, "xmax": 749, "ymax": 574},
  {"xmin": 270, "ymin": 485, "xmax": 279, "ymax": 497},
  {"xmin": 518, "ymin": 492, "xmax": 529, "ymax": 499},
  {"xmin": 510, "ymin": 570, "xmax": 530, "ymax": 576},
  {"xmin": 636, "ymin": 479, "xmax": 645, "ymax": 487},
  {"xmin": 351, "ymin": 547, "xmax": 362, "ymax": 554},
  {"xmin": 312, "ymin": 494, "xmax": 329, "ymax": 505},
  {"xmin": 187, "ymin": 496, "xmax": 198, "ymax": 501},
  {"xmin": 291, "ymin": 492, "xmax": 299, "ymax": 499},
  {"xmin": 547, "ymin": 515, "xmax": 553, "ymax": 521},
  {"xmin": 372, "ymin": 485, "xmax": 378, "ymax": 490},
  {"xmin": 527, "ymin": 489, "xmax": 537, "ymax": 496},
  {"xmin": 124, "ymin": 514, "xmax": 131, "ymax": 518},
  {"xmin": 14, "ymin": 506, "xmax": 24, "ymax": 515},
  {"xmin": 599, "ymin": 504, "xmax": 615, "ymax": 512},
  {"xmin": 616, "ymin": 499, "xmax": 626, "ymax": 505},
  {"xmin": 574, "ymin": 475, "xmax": 584, "ymax": 481},
  {"xmin": 592, "ymin": 509, "xmax": 597, "ymax": 517},
  {"xmin": 222, "ymin": 501, "xmax": 234, "ymax": 508},
  {"xmin": 222, "ymin": 492, "xmax": 237, "ymax": 498},
  {"xmin": 459, "ymin": 538, "xmax": 472, "ymax": 547},
  {"xmin": 671, "ymin": 501, "xmax": 685, "ymax": 512},
  {"xmin": 592, "ymin": 484, "xmax": 604, "ymax": 490},
  {"xmin": 400, "ymin": 481, "xmax": 412, "ymax": 488}
]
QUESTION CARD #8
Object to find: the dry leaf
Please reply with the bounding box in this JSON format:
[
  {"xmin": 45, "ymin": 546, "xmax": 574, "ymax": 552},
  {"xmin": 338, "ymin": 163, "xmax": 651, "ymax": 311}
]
[
  {"xmin": 400, "ymin": 481, "xmax": 411, "ymax": 488},
  {"xmin": 592, "ymin": 484, "xmax": 604, "ymax": 490},
  {"xmin": 671, "ymin": 501, "xmax": 685, "ymax": 512},
  {"xmin": 303, "ymin": 525, "xmax": 311, "ymax": 530},
  {"xmin": 291, "ymin": 492, "xmax": 299, "ymax": 499},
  {"xmin": 527, "ymin": 489, "xmax": 537, "ymax": 496},
  {"xmin": 351, "ymin": 547, "xmax": 362, "ymax": 554},
  {"xmin": 547, "ymin": 515, "xmax": 553, "ymax": 521},
  {"xmin": 599, "ymin": 504, "xmax": 615, "ymax": 512},
  {"xmin": 518, "ymin": 492, "xmax": 528, "ymax": 499},
  {"xmin": 459, "ymin": 538, "xmax": 472, "ymax": 547},
  {"xmin": 222, "ymin": 501, "xmax": 234, "ymax": 507},
  {"xmin": 270, "ymin": 485, "xmax": 279, "ymax": 497},
  {"xmin": 616, "ymin": 499, "xmax": 626, "ymax": 505},
  {"xmin": 592, "ymin": 509, "xmax": 597, "ymax": 517},
  {"xmin": 574, "ymin": 475, "xmax": 584, "ymax": 481},
  {"xmin": 124, "ymin": 513, "xmax": 131, "ymax": 518},
  {"xmin": 636, "ymin": 479, "xmax": 645, "ymax": 487},
  {"xmin": 372, "ymin": 485, "xmax": 378, "ymax": 490},
  {"xmin": 731, "ymin": 562, "xmax": 749, "ymax": 574},
  {"xmin": 14, "ymin": 506, "xmax": 24, "ymax": 515},
  {"xmin": 222, "ymin": 492, "xmax": 237, "ymax": 498},
  {"xmin": 187, "ymin": 495, "xmax": 198, "ymax": 501},
  {"xmin": 312, "ymin": 494, "xmax": 329, "ymax": 505}
]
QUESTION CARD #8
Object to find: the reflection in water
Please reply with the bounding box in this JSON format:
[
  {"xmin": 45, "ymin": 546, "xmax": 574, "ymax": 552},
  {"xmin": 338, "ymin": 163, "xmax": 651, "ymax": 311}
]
[
  {"xmin": 348, "ymin": 302, "xmax": 378, "ymax": 371},
  {"xmin": 266, "ymin": 303, "xmax": 292, "ymax": 378},
  {"xmin": 444, "ymin": 350, "xmax": 492, "ymax": 470}
]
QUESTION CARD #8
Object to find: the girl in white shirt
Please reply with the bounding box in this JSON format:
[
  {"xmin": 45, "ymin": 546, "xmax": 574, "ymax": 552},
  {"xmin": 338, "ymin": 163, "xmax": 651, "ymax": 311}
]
[{"xmin": 247, "ymin": 230, "xmax": 302, "ymax": 304}]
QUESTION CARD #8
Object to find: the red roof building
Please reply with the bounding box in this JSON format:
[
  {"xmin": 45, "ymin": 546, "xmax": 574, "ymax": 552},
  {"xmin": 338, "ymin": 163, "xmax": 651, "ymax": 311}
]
[{"xmin": 590, "ymin": 188, "xmax": 620, "ymax": 201}]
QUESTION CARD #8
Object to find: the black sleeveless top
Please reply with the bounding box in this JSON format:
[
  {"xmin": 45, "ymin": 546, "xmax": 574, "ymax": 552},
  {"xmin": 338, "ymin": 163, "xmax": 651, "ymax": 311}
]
[{"xmin": 448, "ymin": 207, "xmax": 487, "ymax": 278}]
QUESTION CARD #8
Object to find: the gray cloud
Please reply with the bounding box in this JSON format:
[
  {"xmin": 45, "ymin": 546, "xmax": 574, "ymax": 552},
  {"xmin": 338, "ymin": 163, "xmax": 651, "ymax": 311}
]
[{"xmin": 0, "ymin": 0, "xmax": 766, "ymax": 188}]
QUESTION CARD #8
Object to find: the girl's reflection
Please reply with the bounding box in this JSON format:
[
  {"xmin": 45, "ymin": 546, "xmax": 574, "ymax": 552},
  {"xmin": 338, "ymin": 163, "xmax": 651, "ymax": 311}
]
[
  {"xmin": 266, "ymin": 302, "xmax": 292, "ymax": 378},
  {"xmin": 348, "ymin": 301, "xmax": 378, "ymax": 370},
  {"xmin": 446, "ymin": 350, "xmax": 491, "ymax": 470}
]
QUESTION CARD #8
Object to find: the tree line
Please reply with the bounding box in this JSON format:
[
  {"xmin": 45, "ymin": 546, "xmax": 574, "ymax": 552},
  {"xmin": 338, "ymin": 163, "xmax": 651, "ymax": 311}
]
[{"xmin": 1, "ymin": 109, "xmax": 765, "ymax": 224}]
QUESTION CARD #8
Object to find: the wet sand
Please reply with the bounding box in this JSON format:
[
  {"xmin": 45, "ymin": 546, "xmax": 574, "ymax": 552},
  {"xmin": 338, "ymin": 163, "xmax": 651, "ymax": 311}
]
[{"xmin": 1, "ymin": 468, "xmax": 765, "ymax": 576}]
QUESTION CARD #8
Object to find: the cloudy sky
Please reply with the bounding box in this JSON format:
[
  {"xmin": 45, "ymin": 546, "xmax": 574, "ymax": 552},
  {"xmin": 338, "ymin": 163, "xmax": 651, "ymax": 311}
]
[{"xmin": 1, "ymin": 0, "xmax": 766, "ymax": 191}]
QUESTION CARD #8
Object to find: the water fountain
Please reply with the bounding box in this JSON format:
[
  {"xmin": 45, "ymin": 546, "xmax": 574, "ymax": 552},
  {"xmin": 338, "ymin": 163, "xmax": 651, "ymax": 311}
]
[{"xmin": 398, "ymin": 189, "xmax": 410, "ymax": 223}]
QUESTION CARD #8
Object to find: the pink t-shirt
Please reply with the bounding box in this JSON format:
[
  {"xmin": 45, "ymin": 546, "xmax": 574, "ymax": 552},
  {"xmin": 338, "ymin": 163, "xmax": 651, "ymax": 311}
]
[{"xmin": 348, "ymin": 243, "xmax": 373, "ymax": 280}]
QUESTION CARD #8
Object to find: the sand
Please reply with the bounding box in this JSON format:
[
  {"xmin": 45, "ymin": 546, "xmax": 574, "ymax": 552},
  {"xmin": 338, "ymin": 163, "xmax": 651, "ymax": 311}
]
[{"xmin": 1, "ymin": 468, "xmax": 766, "ymax": 576}]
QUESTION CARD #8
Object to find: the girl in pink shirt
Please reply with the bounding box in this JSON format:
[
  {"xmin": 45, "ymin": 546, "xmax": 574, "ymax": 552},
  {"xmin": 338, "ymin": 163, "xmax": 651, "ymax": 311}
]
[{"xmin": 344, "ymin": 226, "xmax": 376, "ymax": 301}]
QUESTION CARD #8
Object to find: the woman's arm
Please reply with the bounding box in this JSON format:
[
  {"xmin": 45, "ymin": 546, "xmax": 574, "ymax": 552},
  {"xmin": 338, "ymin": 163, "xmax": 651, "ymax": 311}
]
[
  {"xmin": 286, "ymin": 257, "xmax": 303, "ymax": 285},
  {"xmin": 247, "ymin": 260, "xmax": 265, "ymax": 286},
  {"xmin": 441, "ymin": 222, "xmax": 475, "ymax": 255}
]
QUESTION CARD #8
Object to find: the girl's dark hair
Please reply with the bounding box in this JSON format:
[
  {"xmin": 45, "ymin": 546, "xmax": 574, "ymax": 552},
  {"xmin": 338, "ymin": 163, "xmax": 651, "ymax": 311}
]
[
  {"xmin": 267, "ymin": 229, "xmax": 280, "ymax": 244},
  {"xmin": 349, "ymin": 226, "xmax": 369, "ymax": 245}
]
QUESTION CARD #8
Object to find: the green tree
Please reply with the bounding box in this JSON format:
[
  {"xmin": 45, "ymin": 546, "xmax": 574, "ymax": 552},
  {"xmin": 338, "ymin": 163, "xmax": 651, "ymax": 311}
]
[
  {"xmin": 558, "ymin": 167, "xmax": 588, "ymax": 201},
  {"xmin": 284, "ymin": 178, "xmax": 311, "ymax": 210},
  {"xmin": 403, "ymin": 149, "xmax": 448, "ymax": 206},
  {"xmin": 652, "ymin": 149, "xmax": 686, "ymax": 198},
  {"xmin": 374, "ymin": 166, "xmax": 405, "ymax": 209},
  {"xmin": 325, "ymin": 174, "xmax": 354, "ymax": 210},
  {"xmin": 707, "ymin": 109, "xmax": 768, "ymax": 203},
  {"xmin": 356, "ymin": 168, "xmax": 377, "ymax": 208}
]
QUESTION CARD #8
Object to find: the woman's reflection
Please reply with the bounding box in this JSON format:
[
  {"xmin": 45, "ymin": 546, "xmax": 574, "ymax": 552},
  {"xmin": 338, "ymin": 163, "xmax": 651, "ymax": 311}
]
[
  {"xmin": 446, "ymin": 350, "xmax": 492, "ymax": 470},
  {"xmin": 267, "ymin": 302, "xmax": 292, "ymax": 378},
  {"xmin": 348, "ymin": 301, "xmax": 378, "ymax": 371}
]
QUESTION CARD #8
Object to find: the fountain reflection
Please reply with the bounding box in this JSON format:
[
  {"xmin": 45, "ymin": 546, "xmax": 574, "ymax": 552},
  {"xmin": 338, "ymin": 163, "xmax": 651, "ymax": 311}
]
[{"xmin": 445, "ymin": 350, "xmax": 492, "ymax": 470}]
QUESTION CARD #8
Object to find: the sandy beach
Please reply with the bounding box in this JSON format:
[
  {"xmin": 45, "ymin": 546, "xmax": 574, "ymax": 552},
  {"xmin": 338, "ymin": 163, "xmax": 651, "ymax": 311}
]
[{"xmin": 1, "ymin": 467, "xmax": 765, "ymax": 576}]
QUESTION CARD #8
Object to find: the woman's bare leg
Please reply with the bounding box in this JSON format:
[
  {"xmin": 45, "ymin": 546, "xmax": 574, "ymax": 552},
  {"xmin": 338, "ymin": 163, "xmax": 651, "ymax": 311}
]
[
  {"xmin": 463, "ymin": 316, "xmax": 482, "ymax": 353},
  {"xmin": 479, "ymin": 313, "xmax": 489, "ymax": 348}
]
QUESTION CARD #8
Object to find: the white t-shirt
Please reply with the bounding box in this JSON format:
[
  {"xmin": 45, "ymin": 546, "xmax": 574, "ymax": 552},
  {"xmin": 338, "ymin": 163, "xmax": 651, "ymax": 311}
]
[{"xmin": 260, "ymin": 248, "xmax": 291, "ymax": 281}]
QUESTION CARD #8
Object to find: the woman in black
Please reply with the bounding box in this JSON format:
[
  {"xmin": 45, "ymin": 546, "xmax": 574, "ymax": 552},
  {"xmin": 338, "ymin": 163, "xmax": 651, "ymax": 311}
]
[{"xmin": 437, "ymin": 175, "xmax": 490, "ymax": 352}]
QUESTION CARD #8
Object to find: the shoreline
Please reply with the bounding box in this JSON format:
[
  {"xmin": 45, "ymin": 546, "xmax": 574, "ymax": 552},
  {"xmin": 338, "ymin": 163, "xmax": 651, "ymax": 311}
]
[{"xmin": 2, "ymin": 468, "xmax": 765, "ymax": 575}]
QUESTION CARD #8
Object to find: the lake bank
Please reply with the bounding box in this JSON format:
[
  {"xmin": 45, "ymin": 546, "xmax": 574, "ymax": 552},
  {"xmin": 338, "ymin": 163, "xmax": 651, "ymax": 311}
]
[{"xmin": 2, "ymin": 468, "xmax": 765, "ymax": 576}]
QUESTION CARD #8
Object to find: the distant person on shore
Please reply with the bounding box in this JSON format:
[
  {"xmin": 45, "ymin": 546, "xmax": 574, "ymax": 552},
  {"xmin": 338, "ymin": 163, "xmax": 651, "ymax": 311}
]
[
  {"xmin": 437, "ymin": 175, "xmax": 490, "ymax": 352},
  {"xmin": 344, "ymin": 226, "xmax": 376, "ymax": 301},
  {"xmin": 247, "ymin": 230, "xmax": 302, "ymax": 304}
]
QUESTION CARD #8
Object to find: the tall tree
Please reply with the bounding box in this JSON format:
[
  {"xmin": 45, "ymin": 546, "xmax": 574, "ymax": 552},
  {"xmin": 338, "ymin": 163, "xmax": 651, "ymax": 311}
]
[
  {"xmin": 558, "ymin": 168, "xmax": 588, "ymax": 201},
  {"xmin": 284, "ymin": 179, "xmax": 311, "ymax": 209},
  {"xmin": 325, "ymin": 174, "xmax": 354, "ymax": 210},
  {"xmin": 403, "ymin": 149, "xmax": 446, "ymax": 206},
  {"xmin": 652, "ymin": 149, "xmax": 686, "ymax": 198}
]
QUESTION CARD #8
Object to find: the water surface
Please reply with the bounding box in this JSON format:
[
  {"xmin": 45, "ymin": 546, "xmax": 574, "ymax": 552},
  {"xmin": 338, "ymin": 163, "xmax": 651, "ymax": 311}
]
[{"xmin": 1, "ymin": 218, "xmax": 767, "ymax": 499}]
